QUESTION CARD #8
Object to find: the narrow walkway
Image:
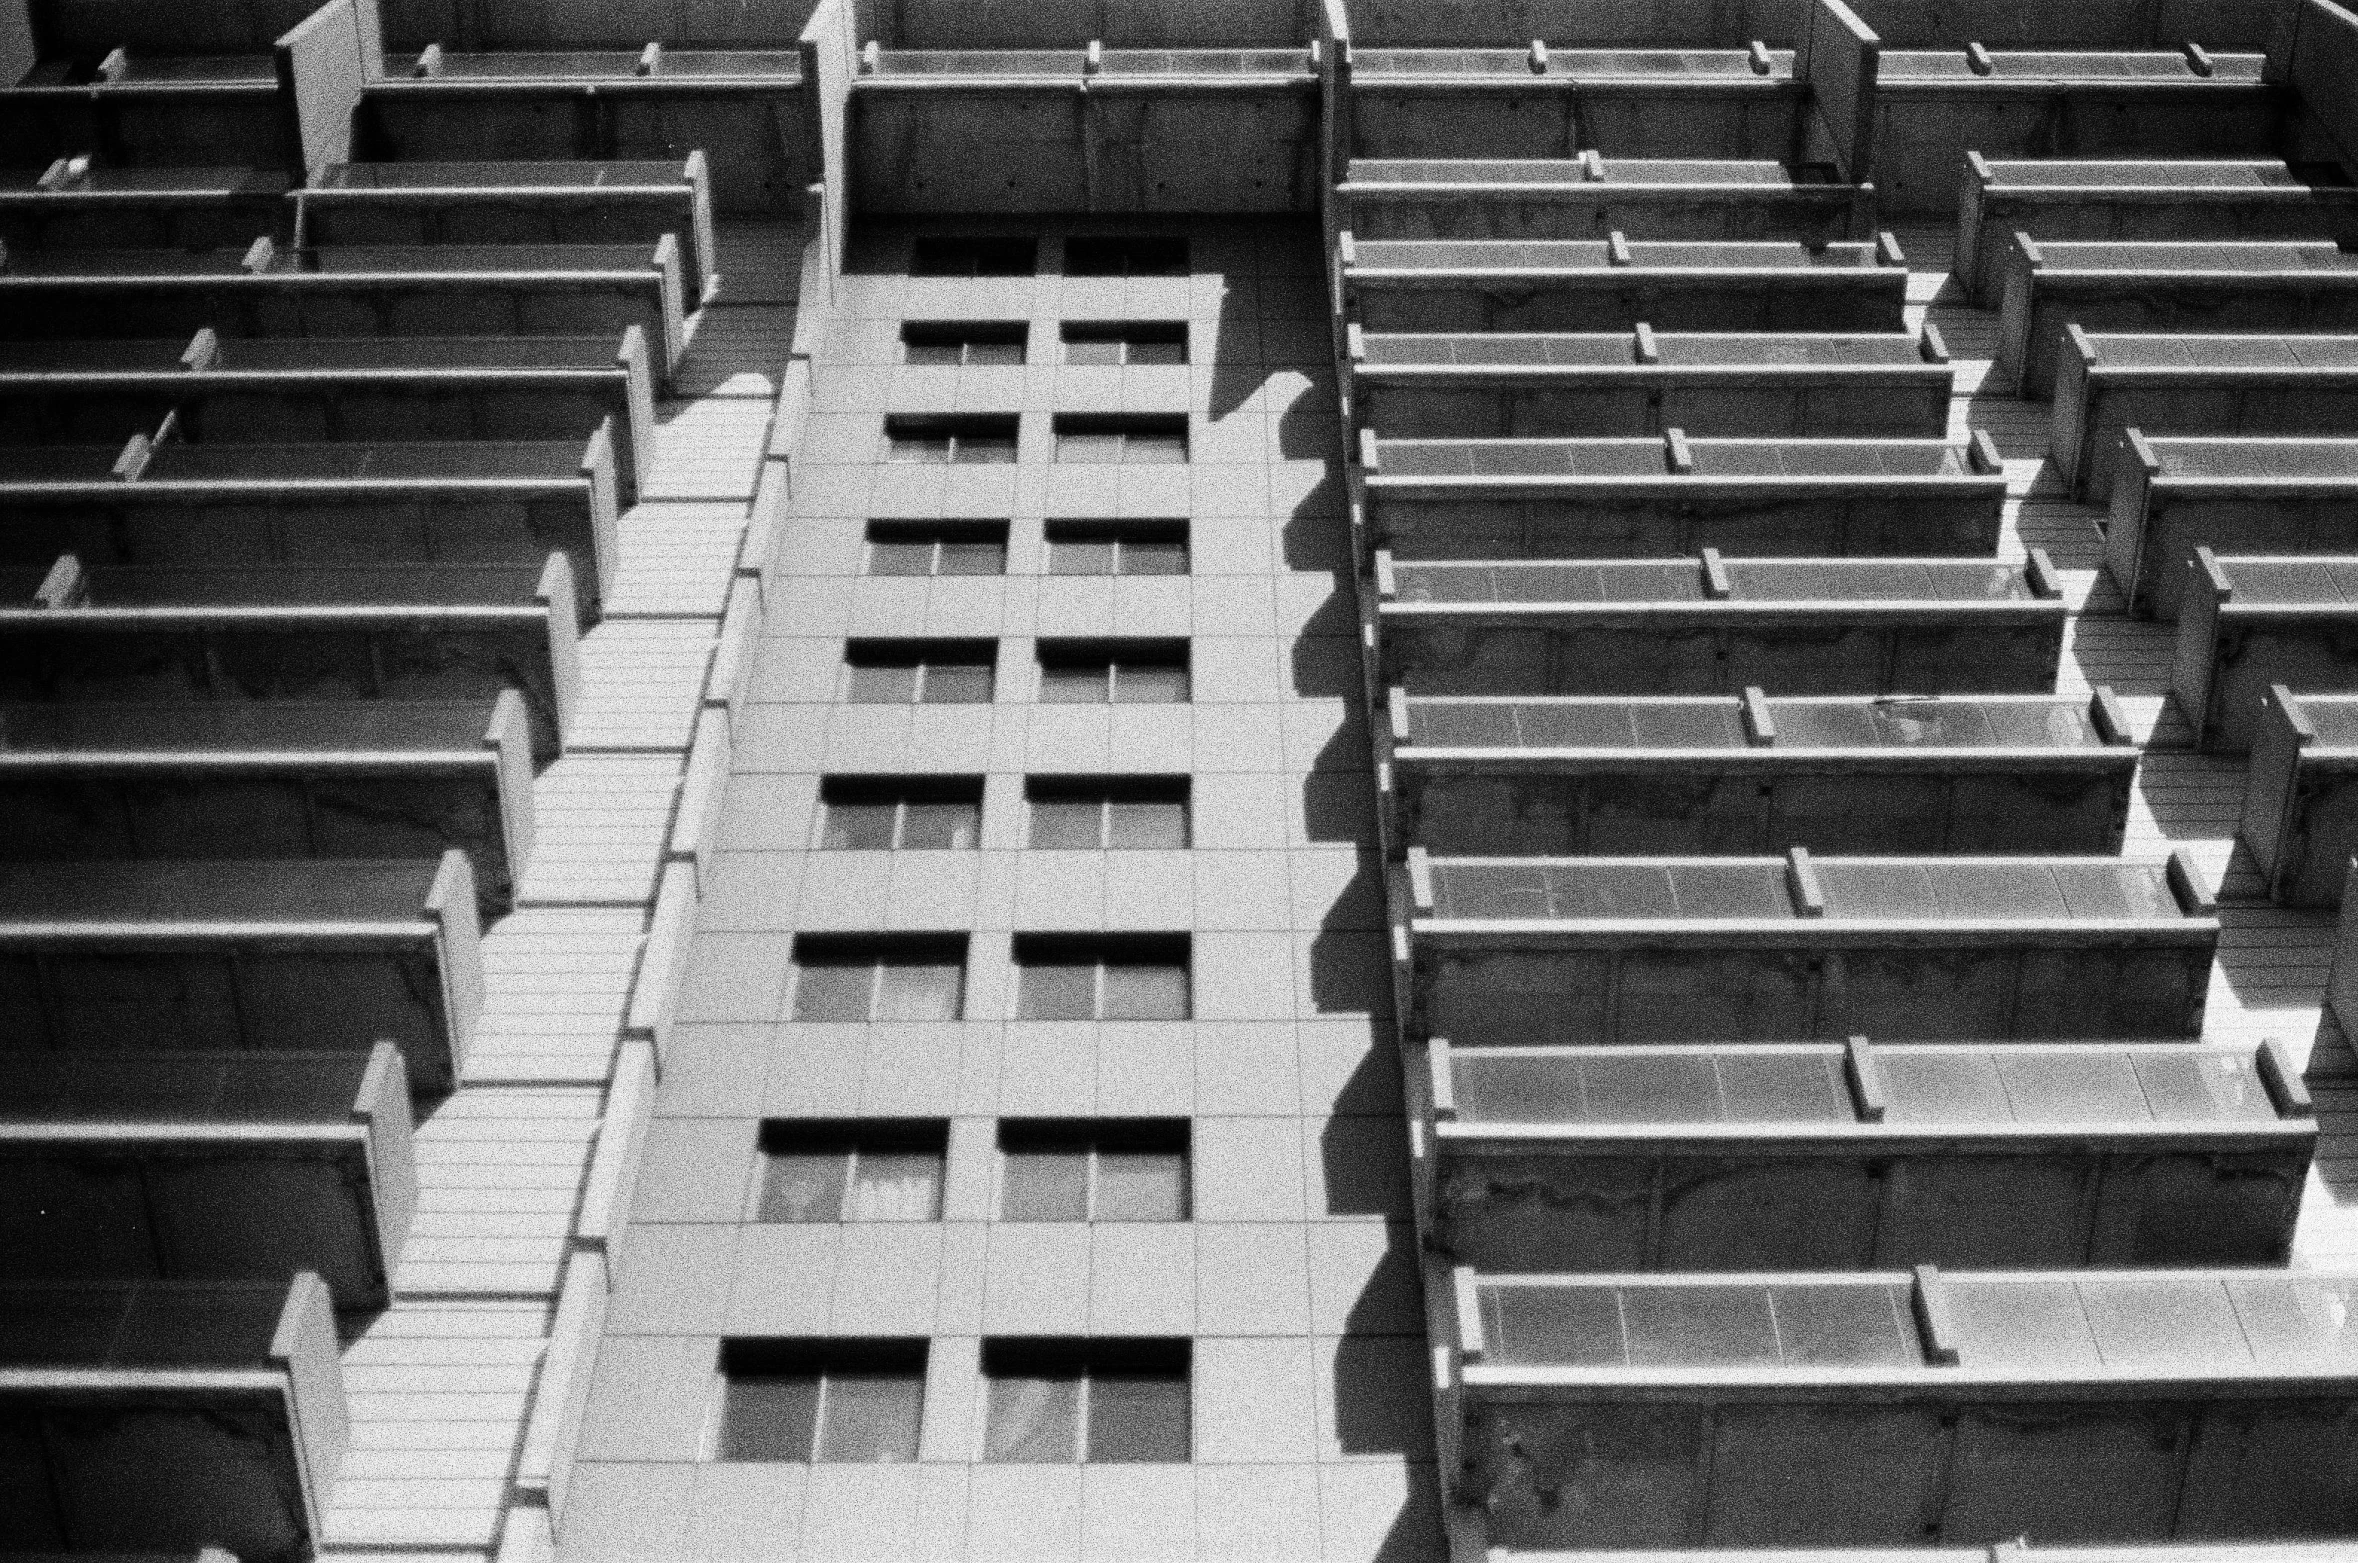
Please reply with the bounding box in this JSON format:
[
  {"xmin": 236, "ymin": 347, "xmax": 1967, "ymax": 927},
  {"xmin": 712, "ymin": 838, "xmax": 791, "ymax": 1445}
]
[
  {"xmin": 317, "ymin": 219, "xmax": 805, "ymax": 1556},
  {"xmin": 1895, "ymin": 226, "xmax": 2358, "ymax": 1270}
]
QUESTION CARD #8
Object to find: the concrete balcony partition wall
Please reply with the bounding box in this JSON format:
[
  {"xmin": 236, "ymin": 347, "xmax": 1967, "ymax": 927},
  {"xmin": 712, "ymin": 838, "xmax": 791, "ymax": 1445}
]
[
  {"xmin": 2173, "ymin": 552, "xmax": 2358, "ymax": 755},
  {"xmin": 2051, "ymin": 330, "xmax": 2358, "ymax": 504},
  {"xmin": 12, "ymin": 0, "xmax": 2358, "ymax": 1557}
]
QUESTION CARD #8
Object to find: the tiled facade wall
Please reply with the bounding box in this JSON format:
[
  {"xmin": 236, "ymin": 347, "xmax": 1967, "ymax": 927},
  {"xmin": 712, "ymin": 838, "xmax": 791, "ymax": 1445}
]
[{"xmin": 562, "ymin": 217, "xmax": 1444, "ymax": 1561}]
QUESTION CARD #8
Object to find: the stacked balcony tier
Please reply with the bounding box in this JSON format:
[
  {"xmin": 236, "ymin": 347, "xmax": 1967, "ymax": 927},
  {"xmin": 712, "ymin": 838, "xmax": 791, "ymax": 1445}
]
[
  {"xmin": 0, "ymin": 852, "xmax": 482, "ymax": 1088},
  {"xmin": 1429, "ymin": 1037, "xmax": 2313, "ymax": 1269},
  {"xmin": 0, "ymin": 330, "xmax": 660, "ymax": 502},
  {"xmin": 1377, "ymin": 555, "xmax": 2065, "ymax": 696},
  {"xmin": 1455, "ymin": 1267, "xmax": 2358, "ymax": 1547},
  {"xmin": 1345, "ymin": 235, "xmax": 1910, "ymax": 333},
  {"xmin": 0, "ymin": 428, "xmax": 621, "ymax": 613},
  {"xmin": 0, "ymin": 555, "xmax": 583, "ymax": 764},
  {"xmin": 0, "ymin": 1045, "xmax": 416, "ymax": 1307},
  {"xmin": 1364, "ymin": 434, "xmax": 2007, "ymax": 557},
  {"xmin": 0, "ymin": 1274, "xmax": 344, "ymax": 1562},
  {"xmin": 1387, "ymin": 689, "xmax": 2136, "ymax": 854},
  {"xmin": 1353, "ymin": 327, "xmax": 1954, "ymax": 439},
  {"xmin": 1406, "ymin": 850, "xmax": 2218, "ymax": 1042},
  {"xmin": 0, "ymin": 240, "xmax": 689, "ymax": 377}
]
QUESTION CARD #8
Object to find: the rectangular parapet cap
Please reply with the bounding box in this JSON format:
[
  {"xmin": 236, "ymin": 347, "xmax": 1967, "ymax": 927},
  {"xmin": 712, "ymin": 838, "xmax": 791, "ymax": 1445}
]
[
  {"xmin": 1458, "ymin": 1266, "xmax": 2358, "ymax": 1385},
  {"xmin": 1436, "ymin": 1039, "xmax": 2308, "ymax": 1136}
]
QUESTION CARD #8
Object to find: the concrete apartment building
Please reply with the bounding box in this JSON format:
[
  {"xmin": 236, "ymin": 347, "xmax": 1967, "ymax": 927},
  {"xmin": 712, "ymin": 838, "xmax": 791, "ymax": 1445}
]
[{"xmin": 9, "ymin": 0, "xmax": 2358, "ymax": 1561}]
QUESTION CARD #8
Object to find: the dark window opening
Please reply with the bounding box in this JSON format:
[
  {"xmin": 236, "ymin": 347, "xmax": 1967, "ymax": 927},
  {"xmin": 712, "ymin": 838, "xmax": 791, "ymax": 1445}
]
[
  {"xmin": 981, "ymin": 1338, "xmax": 1191, "ymax": 1463},
  {"xmin": 911, "ymin": 236, "xmax": 1038, "ymax": 277},
  {"xmin": 1044, "ymin": 519, "xmax": 1189, "ymax": 577},
  {"xmin": 1060, "ymin": 321, "xmax": 1188, "ymax": 366},
  {"xmin": 1014, "ymin": 933, "xmax": 1192, "ymax": 1021},
  {"xmin": 864, "ymin": 520, "xmax": 1009, "ymax": 577},
  {"xmin": 791, "ymin": 934, "xmax": 968, "ymax": 1022},
  {"xmin": 716, "ymin": 1338, "xmax": 928, "ymax": 1463},
  {"xmin": 1063, "ymin": 236, "xmax": 1189, "ymax": 277},
  {"xmin": 1026, "ymin": 776, "xmax": 1190, "ymax": 850},
  {"xmin": 902, "ymin": 321, "xmax": 1030, "ymax": 366},
  {"xmin": 755, "ymin": 1120, "xmax": 949, "ymax": 1222}
]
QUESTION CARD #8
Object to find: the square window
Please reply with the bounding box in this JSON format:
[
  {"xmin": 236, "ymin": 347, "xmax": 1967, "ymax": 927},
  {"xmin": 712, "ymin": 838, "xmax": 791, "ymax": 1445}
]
[
  {"xmin": 756, "ymin": 1121, "xmax": 948, "ymax": 1222},
  {"xmin": 791, "ymin": 936, "xmax": 968, "ymax": 1022},
  {"xmin": 1040, "ymin": 662, "xmax": 1112, "ymax": 704},
  {"xmin": 864, "ymin": 521, "xmax": 1009, "ymax": 578},
  {"xmin": 982, "ymin": 1339, "xmax": 1191, "ymax": 1463},
  {"xmin": 1016, "ymin": 958, "xmax": 1098, "ymax": 1020},
  {"xmin": 788, "ymin": 958, "xmax": 875, "ymax": 1023},
  {"xmin": 1000, "ymin": 1143, "xmax": 1091, "ymax": 1221},
  {"xmin": 983, "ymin": 1367, "xmax": 1082, "ymax": 1462},
  {"xmin": 1103, "ymin": 959, "xmax": 1191, "ymax": 1019},
  {"xmin": 1028, "ymin": 798, "xmax": 1107, "ymax": 850},
  {"xmin": 717, "ymin": 1340, "xmax": 928, "ymax": 1463},
  {"xmin": 1088, "ymin": 1369, "xmax": 1191, "ymax": 1462},
  {"xmin": 717, "ymin": 1369, "xmax": 820, "ymax": 1461},
  {"xmin": 875, "ymin": 959, "xmax": 966, "ymax": 1020},
  {"xmin": 819, "ymin": 798, "xmax": 899, "ymax": 851},
  {"xmin": 1095, "ymin": 1147, "xmax": 1189, "ymax": 1222}
]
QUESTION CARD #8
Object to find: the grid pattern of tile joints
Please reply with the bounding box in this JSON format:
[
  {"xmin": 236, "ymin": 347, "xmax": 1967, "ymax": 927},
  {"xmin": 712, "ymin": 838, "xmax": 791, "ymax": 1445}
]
[
  {"xmin": 557, "ymin": 219, "xmax": 1447, "ymax": 1562},
  {"xmin": 1893, "ymin": 227, "xmax": 2358, "ymax": 1272},
  {"xmin": 316, "ymin": 222, "xmax": 803, "ymax": 1556}
]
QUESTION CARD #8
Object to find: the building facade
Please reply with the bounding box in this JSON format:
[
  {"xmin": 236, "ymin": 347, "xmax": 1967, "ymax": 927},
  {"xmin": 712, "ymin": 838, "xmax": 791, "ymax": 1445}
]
[{"xmin": 6, "ymin": 0, "xmax": 2358, "ymax": 1561}]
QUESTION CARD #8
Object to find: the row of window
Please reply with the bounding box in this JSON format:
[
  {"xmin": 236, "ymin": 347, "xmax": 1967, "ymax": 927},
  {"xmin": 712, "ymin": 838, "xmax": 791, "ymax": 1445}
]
[
  {"xmin": 841, "ymin": 639, "xmax": 1189, "ymax": 705},
  {"xmin": 904, "ymin": 320, "xmax": 1188, "ymax": 368},
  {"xmin": 911, "ymin": 234, "xmax": 1187, "ymax": 279},
  {"xmin": 885, "ymin": 414, "xmax": 1189, "ymax": 465},
  {"xmin": 791, "ymin": 934, "xmax": 1190, "ymax": 1022},
  {"xmin": 758, "ymin": 1118, "xmax": 1189, "ymax": 1224},
  {"xmin": 820, "ymin": 776, "xmax": 1187, "ymax": 852},
  {"xmin": 752, "ymin": 228, "xmax": 1197, "ymax": 1473},
  {"xmin": 718, "ymin": 1338, "xmax": 1190, "ymax": 1465},
  {"xmin": 865, "ymin": 518, "xmax": 1188, "ymax": 578}
]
